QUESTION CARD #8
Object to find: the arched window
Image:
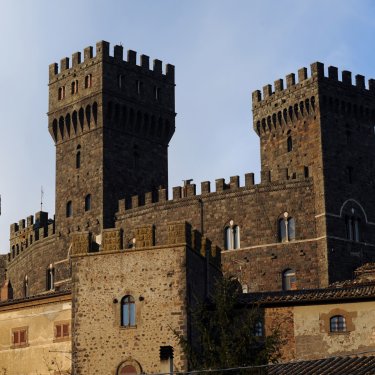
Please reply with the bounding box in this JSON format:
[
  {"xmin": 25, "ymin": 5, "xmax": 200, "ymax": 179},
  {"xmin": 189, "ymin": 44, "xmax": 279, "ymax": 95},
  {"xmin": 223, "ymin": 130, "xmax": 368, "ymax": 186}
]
[
  {"xmin": 24, "ymin": 276, "xmax": 29, "ymax": 298},
  {"xmin": 224, "ymin": 222, "xmax": 240, "ymax": 250},
  {"xmin": 330, "ymin": 315, "xmax": 346, "ymax": 332},
  {"xmin": 288, "ymin": 217, "xmax": 295, "ymax": 240},
  {"xmin": 278, "ymin": 218, "xmax": 287, "ymax": 242},
  {"xmin": 76, "ymin": 145, "xmax": 81, "ymax": 169},
  {"xmin": 282, "ymin": 269, "xmax": 297, "ymax": 290},
  {"xmin": 121, "ymin": 295, "xmax": 136, "ymax": 327},
  {"xmin": 85, "ymin": 194, "xmax": 91, "ymax": 211},
  {"xmin": 71, "ymin": 80, "xmax": 78, "ymax": 94},
  {"xmin": 85, "ymin": 74, "xmax": 92, "ymax": 88},
  {"xmin": 278, "ymin": 213, "xmax": 295, "ymax": 242},
  {"xmin": 287, "ymin": 135, "xmax": 293, "ymax": 152},
  {"xmin": 254, "ymin": 321, "xmax": 263, "ymax": 337},
  {"xmin": 46, "ymin": 265, "xmax": 54, "ymax": 291},
  {"xmin": 58, "ymin": 86, "xmax": 65, "ymax": 100},
  {"xmin": 66, "ymin": 201, "xmax": 72, "ymax": 218}
]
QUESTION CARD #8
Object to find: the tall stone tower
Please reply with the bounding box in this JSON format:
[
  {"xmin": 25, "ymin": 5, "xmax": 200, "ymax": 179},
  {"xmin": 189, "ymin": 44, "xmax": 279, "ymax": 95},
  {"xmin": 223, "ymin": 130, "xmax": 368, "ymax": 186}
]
[
  {"xmin": 252, "ymin": 63, "xmax": 375, "ymax": 284},
  {"xmin": 48, "ymin": 41, "xmax": 175, "ymax": 238}
]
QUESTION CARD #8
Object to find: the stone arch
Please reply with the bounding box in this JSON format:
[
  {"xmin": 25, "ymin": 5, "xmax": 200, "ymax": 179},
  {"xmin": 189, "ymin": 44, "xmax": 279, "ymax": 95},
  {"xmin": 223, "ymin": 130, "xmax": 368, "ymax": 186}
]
[
  {"xmin": 52, "ymin": 119, "xmax": 58, "ymax": 141},
  {"xmin": 78, "ymin": 108, "xmax": 84, "ymax": 130},
  {"xmin": 92, "ymin": 102, "xmax": 98, "ymax": 125},
  {"xmin": 85, "ymin": 104, "xmax": 91, "ymax": 128},
  {"xmin": 65, "ymin": 113, "xmax": 71, "ymax": 137},
  {"xmin": 72, "ymin": 111, "xmax": 78, "ymax": 134},
  {"xmin": 58, "ymin": 116, "xmax": 64, "ymax": 139},
  {"xmin": 117, "ymin": 358, "xmax": 142, "ymax": 375},
  {"xmin": 339, "ymin": 199, "xmax": 368, "ymax": 223}
]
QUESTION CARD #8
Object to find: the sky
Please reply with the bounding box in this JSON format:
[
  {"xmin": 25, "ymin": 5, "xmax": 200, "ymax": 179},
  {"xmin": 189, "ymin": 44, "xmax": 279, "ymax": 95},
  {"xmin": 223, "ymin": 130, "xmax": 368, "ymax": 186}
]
[{"xmin": 0, "ymin": 0, "xmax": 375, "ymax": 253}]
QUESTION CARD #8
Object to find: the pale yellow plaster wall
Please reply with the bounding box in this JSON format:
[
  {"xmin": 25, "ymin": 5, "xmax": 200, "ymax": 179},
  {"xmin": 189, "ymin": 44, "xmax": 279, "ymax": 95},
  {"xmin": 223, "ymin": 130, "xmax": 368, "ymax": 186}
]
[
  {"xmin": 293, "ymin": 301, "xmax": 375, "ymax": 360},
  {"xmin": 0, "ymin": 296, "xmax": 71, "ymax": 375}
]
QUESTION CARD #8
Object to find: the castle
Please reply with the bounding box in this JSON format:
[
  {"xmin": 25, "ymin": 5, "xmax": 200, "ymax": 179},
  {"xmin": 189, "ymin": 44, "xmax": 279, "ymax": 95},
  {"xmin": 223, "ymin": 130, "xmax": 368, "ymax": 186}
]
[{"xmin": 1, "ymin": 41, "xmax": 375, "ymax": 374}]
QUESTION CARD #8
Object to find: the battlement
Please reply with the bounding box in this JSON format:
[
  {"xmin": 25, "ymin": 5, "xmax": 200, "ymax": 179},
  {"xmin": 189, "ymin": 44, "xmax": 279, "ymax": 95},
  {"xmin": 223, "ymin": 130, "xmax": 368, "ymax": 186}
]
[
  {"xmin": 8, "ymin": 211, "xmax": 55, "ymax": 263},
  {"xmin": 116, "ymin": 169, "xmax": 310, "ymax": 215},
  {"xmin": 70, "ymin": 222, "xmax": 220, "ymax": 267},
  {"xmin": 252, "ymin": 62, "xmax": 375, "ymax": 107},
  {"xmin": 49, "ymin": 40, "xmax": 175, "ymax": 84}
]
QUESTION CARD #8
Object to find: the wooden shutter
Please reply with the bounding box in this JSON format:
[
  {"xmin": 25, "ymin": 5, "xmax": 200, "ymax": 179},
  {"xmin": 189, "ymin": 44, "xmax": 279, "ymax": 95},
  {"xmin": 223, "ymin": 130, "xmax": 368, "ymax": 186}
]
[
  {"xmin": 62, "ymin": 324, "xmax": 69, "ymax": 337},
  {"xmin": 56, "ymin": 324, "xmax": 62, "ymax": 338}
]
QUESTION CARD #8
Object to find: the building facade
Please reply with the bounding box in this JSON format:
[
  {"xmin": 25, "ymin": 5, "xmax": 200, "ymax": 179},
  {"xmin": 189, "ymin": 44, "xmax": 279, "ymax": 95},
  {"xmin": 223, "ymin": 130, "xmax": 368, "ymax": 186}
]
[{"xmin": 1, "ymin": 40, "xmax": 375, "ymax": 373}]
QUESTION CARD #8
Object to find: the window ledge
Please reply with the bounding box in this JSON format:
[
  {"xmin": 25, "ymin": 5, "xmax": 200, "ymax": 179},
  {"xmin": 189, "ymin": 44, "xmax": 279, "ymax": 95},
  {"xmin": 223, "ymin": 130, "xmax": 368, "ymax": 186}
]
[
  {"xmin": 11, "ymin": 344, "xmax": 29, "ymax": 349},
  {"xmin": 53, "ymin": 337, "xmax": 70, "ymax": 343},
  {"xmin": 329, "ymin": 331, "xmax": 351, "ymax": 336},
  {"xmin": 120, "ymin": 325, "xmax": 137, "ymax": 330}
]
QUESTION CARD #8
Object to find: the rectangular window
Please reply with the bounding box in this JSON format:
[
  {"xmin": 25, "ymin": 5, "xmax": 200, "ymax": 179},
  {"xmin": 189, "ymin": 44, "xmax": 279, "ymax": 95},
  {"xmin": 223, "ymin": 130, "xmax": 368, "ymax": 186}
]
[
  {"xmin": 54, "ymin": 322, "xmax": 70, "ymax": 341},
  {"xmin": 12, "ymin": 327, "xmax": 28, "ymax": 348}
]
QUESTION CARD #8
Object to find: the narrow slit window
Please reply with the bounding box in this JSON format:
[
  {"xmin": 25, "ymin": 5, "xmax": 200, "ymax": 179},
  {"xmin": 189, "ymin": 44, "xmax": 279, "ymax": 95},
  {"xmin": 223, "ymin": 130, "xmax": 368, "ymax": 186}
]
[
  {"xmin": 85, "ymin": 194, "xmax": 91, "ymax": 212},
  {"xmin": 85, "ymin": 74, "xmax": 92, "ymax": 88},
  {"xmin": 287, "ymin": 136, "xmax": 293, "ymax": 152},
  {"xmin": 66, "ymin": 201, "xmax": 72, "ymax": 218}
]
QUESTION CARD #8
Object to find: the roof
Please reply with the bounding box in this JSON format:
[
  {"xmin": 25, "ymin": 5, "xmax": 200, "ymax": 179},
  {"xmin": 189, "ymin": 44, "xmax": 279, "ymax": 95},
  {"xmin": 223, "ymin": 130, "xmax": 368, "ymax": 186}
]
[
  {"xmin": 0, "ymin": 289, "xmax": 71, "ymax": 308},
  {"xmin": 240, "ymin": 282, "xmax": 375, "ymax": 306},
  {"xmin": 266, "ymin": 355, "xmax": 375, "ymax": 375}
]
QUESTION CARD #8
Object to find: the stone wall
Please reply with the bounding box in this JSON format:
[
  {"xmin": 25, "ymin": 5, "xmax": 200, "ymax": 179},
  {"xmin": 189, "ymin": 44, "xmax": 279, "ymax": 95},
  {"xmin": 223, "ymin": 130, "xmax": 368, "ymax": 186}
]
[
  {"xmin": 264, "ymin": 306, "xmax": 296, "ymax": 362},
  {"xmin": 116, "ymin": 177, "xmax": 321, "ymax": 290}
]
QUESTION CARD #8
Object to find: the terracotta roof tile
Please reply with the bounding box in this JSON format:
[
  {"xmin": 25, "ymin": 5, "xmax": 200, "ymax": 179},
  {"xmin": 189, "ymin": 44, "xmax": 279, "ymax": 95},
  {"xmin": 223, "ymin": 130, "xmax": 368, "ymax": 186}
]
[
  {"xmin": 240, "ymin": 283, "xmax": 375, "ymax": 306},
  {"xmin": 267, "ymin": 355, "xmax": 375, "ymax": 375}
]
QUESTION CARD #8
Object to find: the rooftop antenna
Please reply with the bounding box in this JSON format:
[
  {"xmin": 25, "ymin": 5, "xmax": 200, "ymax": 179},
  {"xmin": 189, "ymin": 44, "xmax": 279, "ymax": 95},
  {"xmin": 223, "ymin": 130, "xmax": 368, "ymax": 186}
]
[{"xmin": 40, "ymin": 186, "xmax": 44, "ymax": 211}]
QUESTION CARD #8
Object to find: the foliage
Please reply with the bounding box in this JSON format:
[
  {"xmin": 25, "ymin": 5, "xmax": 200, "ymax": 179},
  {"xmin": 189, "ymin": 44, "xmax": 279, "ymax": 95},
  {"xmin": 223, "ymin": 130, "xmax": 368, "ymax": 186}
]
[{"xmin": 175, "ymin": 277, "xmax": 281, "ymax": 373}]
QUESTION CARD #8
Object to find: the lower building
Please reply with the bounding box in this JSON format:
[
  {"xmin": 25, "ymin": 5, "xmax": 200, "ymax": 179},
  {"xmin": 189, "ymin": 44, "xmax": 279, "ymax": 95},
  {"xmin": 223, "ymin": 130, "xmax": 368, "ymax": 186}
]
[{"xmin": 0, "ymin": 291, "xmax": 71, "ymax": 375}]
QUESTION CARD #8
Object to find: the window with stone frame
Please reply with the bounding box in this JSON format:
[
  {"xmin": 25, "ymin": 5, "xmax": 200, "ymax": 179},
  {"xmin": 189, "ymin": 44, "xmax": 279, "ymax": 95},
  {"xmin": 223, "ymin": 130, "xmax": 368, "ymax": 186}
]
[
  {"xmin": 54, "ymin": 321, "xmax": 70, "ymax": 341},
  {"xmin": 330, "ymin": 315, "xmax": 346, "ymax": 332},
  {"xmin": 12, "ymin": 327, "xmax": 28, "ymax": 348},
  {"xmin": 46, "ymin": 265, "xmax": 54, "ymax": 291},
  {"xmin": 278, "ymin": 212, "xmax": 295, "ymax": 242},
  {"xmin": 224, "ymin": 221, "xmax": 240, "ymax": 250},
  {"xmin": 121, "ymin": 295, "xmax": 136, "ymax": 327}
]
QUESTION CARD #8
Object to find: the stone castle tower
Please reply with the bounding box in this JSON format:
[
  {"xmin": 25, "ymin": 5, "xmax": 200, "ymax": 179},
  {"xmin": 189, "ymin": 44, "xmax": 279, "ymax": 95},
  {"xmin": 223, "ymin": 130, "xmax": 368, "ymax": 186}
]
[
  {"xmin": 252, "ymin": 63, "xmax": 375, "ymax": 283},
  {"xmin": 48, "ymin": 41, "xmax": 175, "ymax": 237}
]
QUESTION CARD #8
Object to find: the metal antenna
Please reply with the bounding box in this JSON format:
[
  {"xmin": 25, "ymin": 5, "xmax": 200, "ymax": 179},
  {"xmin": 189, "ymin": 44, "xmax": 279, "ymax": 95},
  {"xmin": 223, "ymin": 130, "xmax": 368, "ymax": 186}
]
[{"xmin": 41, "ymin": 186, "xmax": 44, "ymax": 211}]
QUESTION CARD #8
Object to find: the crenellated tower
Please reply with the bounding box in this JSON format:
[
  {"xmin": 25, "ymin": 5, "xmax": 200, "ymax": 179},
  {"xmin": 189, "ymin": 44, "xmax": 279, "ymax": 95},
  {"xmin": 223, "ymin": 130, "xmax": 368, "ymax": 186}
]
[
  {"xmin": 252, "ymin": 63, "xmax": 375, "ymax": 283},
  {"xmin": 48, "ymin": 41, "xmax": 175, "ymax": 237}
]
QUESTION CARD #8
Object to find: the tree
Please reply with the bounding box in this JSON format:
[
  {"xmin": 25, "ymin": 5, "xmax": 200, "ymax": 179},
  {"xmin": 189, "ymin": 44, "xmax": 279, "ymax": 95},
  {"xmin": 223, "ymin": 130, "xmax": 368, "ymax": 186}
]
[{"xmin": 176, "ymin": 277, "xmax": 281, "ymax": 373}]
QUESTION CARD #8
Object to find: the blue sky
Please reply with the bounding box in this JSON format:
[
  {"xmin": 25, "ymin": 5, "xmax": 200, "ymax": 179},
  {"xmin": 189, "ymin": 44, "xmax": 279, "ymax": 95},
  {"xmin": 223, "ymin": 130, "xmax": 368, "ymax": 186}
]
[{"xmin": 0, "ymin": 0, "xmax": 374, "ymax": 253}]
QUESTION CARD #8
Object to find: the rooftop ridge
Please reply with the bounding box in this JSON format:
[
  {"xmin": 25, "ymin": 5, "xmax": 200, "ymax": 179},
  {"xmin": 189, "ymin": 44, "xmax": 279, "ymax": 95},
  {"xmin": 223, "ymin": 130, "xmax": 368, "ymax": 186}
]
[
  {"xmin": 49, "ymin": 40, "xmax": 175, "ymax": 83},
  {"xmin": 252, "ymin": 62, "xmax": 375, "ymax": 106}
]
